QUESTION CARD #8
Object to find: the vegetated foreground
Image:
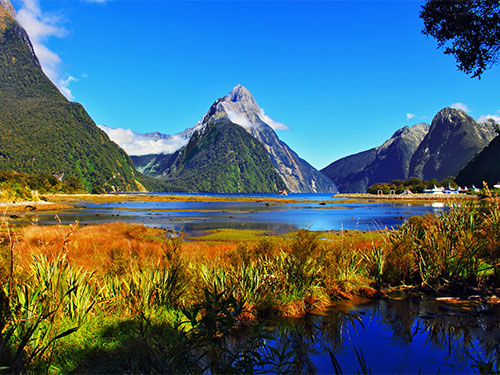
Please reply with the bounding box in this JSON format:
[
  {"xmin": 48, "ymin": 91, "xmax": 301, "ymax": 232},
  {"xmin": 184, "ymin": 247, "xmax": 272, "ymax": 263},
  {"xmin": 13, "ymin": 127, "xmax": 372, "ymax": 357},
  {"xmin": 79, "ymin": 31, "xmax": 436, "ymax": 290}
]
[{"xmin": 1, "ymin": 196, "xmax": 499, "ymax": 373}]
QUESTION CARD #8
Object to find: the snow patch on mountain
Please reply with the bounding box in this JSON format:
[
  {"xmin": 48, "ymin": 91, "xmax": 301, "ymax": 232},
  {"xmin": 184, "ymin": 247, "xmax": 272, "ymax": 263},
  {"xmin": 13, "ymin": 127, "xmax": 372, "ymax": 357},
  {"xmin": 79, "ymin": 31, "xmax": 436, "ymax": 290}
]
[{"xmin": 217, "ymin": 84, "xmax": 289, "ymax": 131}]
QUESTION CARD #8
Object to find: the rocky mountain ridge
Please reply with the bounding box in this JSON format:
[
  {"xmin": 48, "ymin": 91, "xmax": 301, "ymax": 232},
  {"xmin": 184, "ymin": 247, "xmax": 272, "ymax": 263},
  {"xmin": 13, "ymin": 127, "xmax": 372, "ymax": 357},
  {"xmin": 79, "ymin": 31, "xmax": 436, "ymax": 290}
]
[
  {"xmin": 321, "ymin": 123, "xmax": 430, "ymax": 193},
  {"xmin": 408, "ymin": 107, "xmax": 497, "ymax": 181},
  {"xmin": 321, "ymin": 107, "xmax": 497, "ymax": 193}
]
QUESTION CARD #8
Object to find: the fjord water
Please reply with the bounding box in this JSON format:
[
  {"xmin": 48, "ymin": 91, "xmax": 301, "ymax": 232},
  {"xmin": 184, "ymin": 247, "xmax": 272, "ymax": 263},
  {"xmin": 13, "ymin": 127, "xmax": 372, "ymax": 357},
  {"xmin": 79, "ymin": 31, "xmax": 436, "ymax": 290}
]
[{"xmin": 24, "ymin": 193, "xmax": 447, "ymax": 233}]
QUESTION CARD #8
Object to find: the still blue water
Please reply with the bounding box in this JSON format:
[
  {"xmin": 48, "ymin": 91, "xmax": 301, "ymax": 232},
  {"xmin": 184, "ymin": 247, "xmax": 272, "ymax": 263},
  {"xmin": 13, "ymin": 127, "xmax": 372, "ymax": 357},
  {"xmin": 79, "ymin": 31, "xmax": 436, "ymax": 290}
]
[
  {"xmin": 264, "ymin": 298, "xmax": 500, "ymax": 374},
  {"xmin": 23, "ymin": 193, "xmax": 447, "ymax": 233}
]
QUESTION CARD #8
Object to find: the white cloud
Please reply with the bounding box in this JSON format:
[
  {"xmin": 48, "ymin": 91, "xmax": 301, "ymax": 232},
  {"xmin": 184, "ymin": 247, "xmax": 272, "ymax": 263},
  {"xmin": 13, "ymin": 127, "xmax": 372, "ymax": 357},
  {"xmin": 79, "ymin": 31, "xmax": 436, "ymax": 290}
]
[
  {"xmin": 98, "ymin": 125, "xmax": 191, "ymax": 156},
  {"xmin": 58, "ymin": 75, "xmax": 77, "ymax": 99},
  {"xmin": 258, "ymin": 109, "xmax": 289, "ymax": 130},
  {"xmin": 477, "ymin": 113, "xmax": 500, "ymax": 123},
  {"xmin": 406, "ymin": 113, "xmax": 415, "ymax": 119},
  {"xmin": 450, "ymin": 102, "xmax": 471, "ymax": 113},
  {"xmin": 15, "ymin": 0, "xmax": 77, "ymax": 99}
]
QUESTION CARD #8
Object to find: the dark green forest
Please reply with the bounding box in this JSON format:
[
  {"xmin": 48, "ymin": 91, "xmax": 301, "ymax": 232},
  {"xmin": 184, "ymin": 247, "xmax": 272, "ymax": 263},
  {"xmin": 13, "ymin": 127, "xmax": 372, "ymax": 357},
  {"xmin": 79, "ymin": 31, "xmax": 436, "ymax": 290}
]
[
  {"xmin": 157, "ymin": 119, "xmax": 287, "ymax": 193},
  {"xmin": 0, "ymin": 10, "xmax": 144, "ymax": 193}
]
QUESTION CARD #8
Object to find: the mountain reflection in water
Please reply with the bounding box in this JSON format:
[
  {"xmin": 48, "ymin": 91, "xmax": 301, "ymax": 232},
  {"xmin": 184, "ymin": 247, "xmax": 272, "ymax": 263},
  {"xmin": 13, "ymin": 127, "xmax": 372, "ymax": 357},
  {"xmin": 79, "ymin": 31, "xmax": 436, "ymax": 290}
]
[{"xmin": 264, "ymin": 298, "xmax": 500, "ymax": 374}]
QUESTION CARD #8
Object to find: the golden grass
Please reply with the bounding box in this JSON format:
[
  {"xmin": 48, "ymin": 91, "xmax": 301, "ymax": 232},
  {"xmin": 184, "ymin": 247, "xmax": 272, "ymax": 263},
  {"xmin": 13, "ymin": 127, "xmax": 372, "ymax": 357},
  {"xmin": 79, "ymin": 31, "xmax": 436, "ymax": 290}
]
[
  {"xmin": 13, "ymin": 223, "xmax": 172, "ymax": 276},
  {"xmin": 8, "ymin": 223, "xmax": 382, "ymax": 278}
]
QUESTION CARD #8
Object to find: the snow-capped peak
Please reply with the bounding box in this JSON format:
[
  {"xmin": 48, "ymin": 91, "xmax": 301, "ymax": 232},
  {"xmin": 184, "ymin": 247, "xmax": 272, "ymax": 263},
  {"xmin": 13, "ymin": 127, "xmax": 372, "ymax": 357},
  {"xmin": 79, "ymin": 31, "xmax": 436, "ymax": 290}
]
[
  {"xmin": 99, "ymin": 85, "xmax": 288, "ymax": 156},
  {"xmin": 214, "ymin": 84, "xmax": 288, "ymax": 131}
]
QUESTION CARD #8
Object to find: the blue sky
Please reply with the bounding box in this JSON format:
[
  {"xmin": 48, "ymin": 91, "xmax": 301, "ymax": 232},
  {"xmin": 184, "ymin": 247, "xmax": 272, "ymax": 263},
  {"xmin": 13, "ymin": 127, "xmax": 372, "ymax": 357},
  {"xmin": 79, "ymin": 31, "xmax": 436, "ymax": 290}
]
[{"xmin": 11, "ymin": 0, "xmax": 500, "ymax": 169}]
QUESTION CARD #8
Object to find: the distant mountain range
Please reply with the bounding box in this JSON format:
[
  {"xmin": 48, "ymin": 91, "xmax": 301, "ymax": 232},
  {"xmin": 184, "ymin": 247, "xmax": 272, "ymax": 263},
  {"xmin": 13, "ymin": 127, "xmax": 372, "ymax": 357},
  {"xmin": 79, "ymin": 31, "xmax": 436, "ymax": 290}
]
[
  {"xmin": 125, "ymin": 85, "xmax": 338, "ymax": 193},
  {"xmin": 0, "ymin": 0, "xmax": 145, "ymax": 192},
  {"xmin": 321, "ymin": 107, "xmax": 497, "ymax": 193},
  {"xmin": 320, "ymin": 123, "xmax": 429, "ymax": 193}
]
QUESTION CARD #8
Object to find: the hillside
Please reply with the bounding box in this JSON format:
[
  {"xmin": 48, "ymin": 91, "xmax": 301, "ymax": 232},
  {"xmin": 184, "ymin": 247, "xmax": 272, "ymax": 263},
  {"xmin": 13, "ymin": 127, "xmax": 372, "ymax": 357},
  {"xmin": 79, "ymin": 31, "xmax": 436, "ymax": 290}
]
[
  {"xmin": 123, "ymin": 85, "xmax": 338, "ymax": 193},
  {"xmin": 455, "ymin": 134, "xmax": 500, "ymax": 188},
  {"xmin": 321, "ymin": 107, "xmax": 496, "ymax": 193},
  {"xmin": 146, "ymin": 117, "xmax": 287, "ymax": 193},
  {"xmin": 0, "ymin": 1, "xmax": 144, "ymax": 192}
]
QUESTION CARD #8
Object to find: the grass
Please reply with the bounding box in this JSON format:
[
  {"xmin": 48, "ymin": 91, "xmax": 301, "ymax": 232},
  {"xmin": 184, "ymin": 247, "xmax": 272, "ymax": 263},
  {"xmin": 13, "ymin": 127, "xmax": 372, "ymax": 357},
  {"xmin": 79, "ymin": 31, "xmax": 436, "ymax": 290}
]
[
  {"xmin": 191, "ymin": 228, "xmax": 271, "ymax": 242},
  {"xmin": 1, "ymin": 195, "xmax": 499, "ymax": 372}
]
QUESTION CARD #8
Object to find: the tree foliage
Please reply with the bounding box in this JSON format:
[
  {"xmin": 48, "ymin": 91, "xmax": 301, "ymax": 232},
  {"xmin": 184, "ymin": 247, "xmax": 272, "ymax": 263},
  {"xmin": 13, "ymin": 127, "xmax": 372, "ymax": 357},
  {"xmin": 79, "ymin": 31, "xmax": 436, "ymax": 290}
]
[
  {"xmin": 421, "ymin": 0, "xmax": 500, "ymax": 78},
  {"xmin": 0, "ymin": 170, "xmax": 85, "ymax": 201},
  {"xmin": 367, "ymin": 177, "xmax": 457, "ymax": 194}
]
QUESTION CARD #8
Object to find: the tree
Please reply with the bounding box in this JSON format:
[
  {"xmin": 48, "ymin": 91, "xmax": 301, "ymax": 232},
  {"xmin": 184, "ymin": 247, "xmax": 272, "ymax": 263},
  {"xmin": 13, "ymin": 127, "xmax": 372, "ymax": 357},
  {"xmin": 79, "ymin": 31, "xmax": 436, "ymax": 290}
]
[{"xmin": 420, "ymin": 0, "xmax": 500, "ymax": 78}]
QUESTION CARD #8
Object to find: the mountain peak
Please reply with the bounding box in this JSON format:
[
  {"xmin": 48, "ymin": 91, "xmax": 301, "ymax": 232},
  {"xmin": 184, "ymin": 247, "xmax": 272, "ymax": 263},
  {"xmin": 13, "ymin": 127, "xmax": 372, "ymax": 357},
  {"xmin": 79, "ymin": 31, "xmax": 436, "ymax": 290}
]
[
  {"xmin": 0, "ymin": 0, "xmax": 15, "ymax": 18},
  {"xmin": 226, "ymin": 84, "xmax": 255, "ymax": 103}
]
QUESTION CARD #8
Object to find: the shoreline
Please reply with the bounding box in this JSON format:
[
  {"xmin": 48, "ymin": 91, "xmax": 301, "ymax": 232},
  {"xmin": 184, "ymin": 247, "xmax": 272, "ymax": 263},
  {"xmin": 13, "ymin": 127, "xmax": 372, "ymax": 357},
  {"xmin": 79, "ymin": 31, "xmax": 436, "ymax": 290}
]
[{"xmin": 2, "ymin": 191, "xmax": 479, "ymax": 206}]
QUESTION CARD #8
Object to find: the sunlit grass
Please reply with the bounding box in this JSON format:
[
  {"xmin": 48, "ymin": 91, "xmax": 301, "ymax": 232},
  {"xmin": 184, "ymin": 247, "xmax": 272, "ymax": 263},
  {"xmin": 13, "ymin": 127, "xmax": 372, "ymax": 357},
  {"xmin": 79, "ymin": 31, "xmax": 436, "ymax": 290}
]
[{"xmin": 191, "ymin": 228, "xmax": 270, "ymax": 242}]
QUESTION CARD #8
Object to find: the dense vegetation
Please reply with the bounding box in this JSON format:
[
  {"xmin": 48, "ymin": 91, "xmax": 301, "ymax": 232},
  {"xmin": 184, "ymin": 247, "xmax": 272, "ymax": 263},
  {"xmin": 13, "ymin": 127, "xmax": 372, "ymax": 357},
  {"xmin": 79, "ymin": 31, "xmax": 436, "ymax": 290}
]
[
  {"xmin": 1, "ymin": 195, "xmax": 499, "ymax": 372},
  {"xmin": 366, "ymin": 177, "xmax": 458, "ymax": 194},
  {"xmin": 0, "ymin": 170, "xmax": 84, "ymax": 201},
  {"xmin": 0, "ymin": 9, "xmax": 144, "ymax": 193},
  {"xmin": 152, "ymin": 118, "xmax": 287, "ymax": 193}
]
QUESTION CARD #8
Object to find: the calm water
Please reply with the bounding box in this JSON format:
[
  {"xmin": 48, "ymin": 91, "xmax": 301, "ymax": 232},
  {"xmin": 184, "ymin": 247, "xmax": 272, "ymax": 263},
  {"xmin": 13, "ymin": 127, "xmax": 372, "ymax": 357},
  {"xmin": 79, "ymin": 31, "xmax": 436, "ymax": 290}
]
[
  {"xmin": 17, "ymin": 193, "xmax": 447, "ymax": 233},
  {"xmin": 267, "ymin": 298, "xmax": 500, "ymax": 374}
]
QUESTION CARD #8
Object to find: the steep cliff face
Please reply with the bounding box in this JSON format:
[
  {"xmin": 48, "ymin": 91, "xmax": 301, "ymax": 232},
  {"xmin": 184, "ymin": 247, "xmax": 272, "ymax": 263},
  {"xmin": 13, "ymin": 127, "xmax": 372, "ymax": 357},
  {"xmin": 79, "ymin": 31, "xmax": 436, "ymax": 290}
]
[
  {"xmin": 321, "ymin": 123, "xmax": 429, "ymax": 193},
  {"xmin": 0, "ymin": 1, "xmax": 144, "ymax": 192},
  {"xmin": 321, "ymin": 107, "xmax": 498, "ymax": 193},
  {"xmin": 409, "ymin": 107, "xmax": 497, "ymax": 181}
]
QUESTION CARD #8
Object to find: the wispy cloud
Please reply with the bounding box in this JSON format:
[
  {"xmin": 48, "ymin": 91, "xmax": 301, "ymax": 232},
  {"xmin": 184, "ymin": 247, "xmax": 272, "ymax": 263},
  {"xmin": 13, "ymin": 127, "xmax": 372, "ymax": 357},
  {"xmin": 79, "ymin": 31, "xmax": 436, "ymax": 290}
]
[
  {"xmin": 406, "ymin": 113, "xmax": 415, "ymax": 119},
  {"xmin": 450, "ymin": 102, "xmax": 471, "ymax": 113},
  {"xmin": 15, "ymin": 0, "xmax": 77, "ymax": 99},
  {"xmin": 477, "ymin": 113, "xmax": 500, "ymax": 123},
  {"xmin": 259, "ymin": 109, "xmax": 289, "ymax": 130},
  {"xmin": 98, "ymin": 125, "xmax": 190, "ymax": 156}
]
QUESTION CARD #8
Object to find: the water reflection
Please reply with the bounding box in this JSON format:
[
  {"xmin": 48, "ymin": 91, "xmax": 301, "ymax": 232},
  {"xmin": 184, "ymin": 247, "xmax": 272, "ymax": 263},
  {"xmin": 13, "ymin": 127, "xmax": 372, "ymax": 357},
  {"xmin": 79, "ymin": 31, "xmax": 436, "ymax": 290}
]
[
  {"xmin": 10, "ymin": 194, "xmax": 448, "ymax": 233},
  {"xmin": 266, "ymin": 299, "xmax": 500, "ymax": 374}
]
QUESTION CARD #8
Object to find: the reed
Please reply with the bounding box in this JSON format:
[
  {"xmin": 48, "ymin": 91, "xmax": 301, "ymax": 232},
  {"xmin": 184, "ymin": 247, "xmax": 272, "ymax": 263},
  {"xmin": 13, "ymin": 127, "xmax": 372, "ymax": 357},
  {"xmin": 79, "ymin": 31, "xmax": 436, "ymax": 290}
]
[{"xmin": 380, "ymin": 198, "xmax": 500, "ymax": 288}]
